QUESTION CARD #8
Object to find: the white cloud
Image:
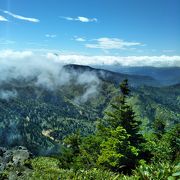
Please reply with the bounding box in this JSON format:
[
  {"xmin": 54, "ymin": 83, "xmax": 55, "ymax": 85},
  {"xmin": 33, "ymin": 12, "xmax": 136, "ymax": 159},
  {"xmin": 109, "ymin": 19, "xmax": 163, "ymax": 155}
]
[
  {"xmin": 0, "ymin": 50, "xmax": 100, "ymax": 101},
  {"xmin": 3, "ymin": 10, "xmax": 39, "ymax": 23},
  {"xmin": 0, "ymin": 50, "xmax": 33, "ymax": 59},
  {"xmin": 0, "ymin": 15, "xmax": 8, "ymax": 21},
  {"xmin": 45, "ymin": 34, "xmax": 57, "ymax": 38},
  {"xmin": 61, "ymin": 16, "xmax": 97, "ymax": 23},
  {"xmin": 74, "ymin": 37, "xmax": 86, "ymax": 42},
  {"xmin": 76, "ymin": 16, "xmax": 97, "ymax": 22},
  {"xmin": 46, "ymin": 53, "xmax": 180, "ymax": 67},
  {"xmin": 0, "ymin": 50, "xmax": 180, "ymax": 67},
  {"xmin": 86, "ymin": 38, "xmax": 142, "ymax": 50}
]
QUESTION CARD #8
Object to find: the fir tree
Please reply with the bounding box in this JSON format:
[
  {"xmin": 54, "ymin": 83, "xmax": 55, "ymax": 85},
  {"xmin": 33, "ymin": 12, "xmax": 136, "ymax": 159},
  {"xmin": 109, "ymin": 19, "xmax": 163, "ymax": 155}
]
[
  {"xmin": 104, "ymin": 79, "xmax": 144, "ymax": 148},
  {"xmin": 97, "ymin": 79, "xmax": 145, "ymax": 172}
]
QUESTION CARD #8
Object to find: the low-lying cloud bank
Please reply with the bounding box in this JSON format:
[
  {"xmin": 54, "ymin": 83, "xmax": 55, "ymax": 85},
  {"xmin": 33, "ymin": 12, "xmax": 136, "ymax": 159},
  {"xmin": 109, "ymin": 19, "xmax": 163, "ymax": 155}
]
[
  {"xmin": 1, "ymin": 49, "xmax": 180, "ymax": 67},
  {"xmin": 0, "ymin": 49, "xmax": 180, "ymax": 100},
  {"xmin": 0, "ymin": 50, "xmax": 100, "ymax": 102},
  {"xmin": 47, "ymin": 53, "xmax": 180, "ymax": 67}
]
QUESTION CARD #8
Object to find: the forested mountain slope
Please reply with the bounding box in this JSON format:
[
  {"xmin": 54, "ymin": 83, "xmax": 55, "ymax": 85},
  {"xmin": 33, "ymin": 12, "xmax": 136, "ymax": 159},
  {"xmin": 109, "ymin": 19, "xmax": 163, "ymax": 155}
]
[
  {"xmin": 0, "ymin": 65, "xmax": 179, "ymax": 154},
  {"xmin": 130, "ymin": 84, "xmax": 180, "ymax": 131}
]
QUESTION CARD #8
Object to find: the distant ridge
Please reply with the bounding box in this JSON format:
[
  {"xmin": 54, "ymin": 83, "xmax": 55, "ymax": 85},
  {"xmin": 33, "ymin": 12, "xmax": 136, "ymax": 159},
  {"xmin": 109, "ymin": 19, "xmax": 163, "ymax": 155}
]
[
  {"xmin": 64, "ymin": 64, "xmax": 159, "ymax": 87},
  {"xmin": 93, "ymin": 65, "xmax": 180, "ymax": 86}
]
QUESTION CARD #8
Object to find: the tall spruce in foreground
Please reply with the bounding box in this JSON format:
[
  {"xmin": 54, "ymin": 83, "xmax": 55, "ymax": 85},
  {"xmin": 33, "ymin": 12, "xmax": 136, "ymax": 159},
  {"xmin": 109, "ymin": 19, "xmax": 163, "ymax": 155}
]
[
  {"xmin": 101, "ymin": 79, "xmax": 145, "ymax": 149},
  {"xmin": 97, "ymin": 79, "xmax": 145, "ymax": 172},
  {"xmin": 118, "ymin": 79, "xmax": 145, "ymax": 148}
]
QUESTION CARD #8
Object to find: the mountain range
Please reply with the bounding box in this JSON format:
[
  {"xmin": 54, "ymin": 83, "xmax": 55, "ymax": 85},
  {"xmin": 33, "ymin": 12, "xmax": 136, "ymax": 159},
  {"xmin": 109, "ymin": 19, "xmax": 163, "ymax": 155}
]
[
  {"xmin": 0, "ymin": 64, "xmax": 179, "ymax": 155},
  {"xmin": 94, "ymin": 65, "xmax": 180, "ymax": 86}
]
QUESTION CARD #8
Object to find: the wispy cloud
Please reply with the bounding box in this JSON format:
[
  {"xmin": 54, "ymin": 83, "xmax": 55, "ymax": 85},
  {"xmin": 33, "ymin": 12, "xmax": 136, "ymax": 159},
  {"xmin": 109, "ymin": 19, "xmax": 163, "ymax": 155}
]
[
  {"xmin": 74, "ymin": 36, "xmax": 86, "ymax": 42},
  {"xmin": 45, "ymin": 34, "xmax": 57, "ymax": 38},
  {"xmin": 0, "ymin": 15, "xmax": 8, "ymax": 21},
  {"xmin": 3, "ymin": 10, "xmax": 39, "ymax": 23},
  {"xmin": 61, "ymin": 16, "xmax": 97, "ymax": 23},
  {"xmin": 86, "ymin": 38, "xmax": 142, "ymax": 50}
]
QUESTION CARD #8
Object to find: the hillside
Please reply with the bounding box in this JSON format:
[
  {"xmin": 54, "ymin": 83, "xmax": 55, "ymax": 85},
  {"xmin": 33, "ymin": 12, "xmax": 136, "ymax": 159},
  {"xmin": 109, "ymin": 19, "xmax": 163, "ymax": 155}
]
[
  {"xmin": 130, "ymin": 84, "xmax": 180, "ymax": 131},
  {"xmin": 0, "ymin": 65, "xmax": 179, "ymax": 155},
  {"xmin": 94, "ymin": 65, "xmax": 180, "ymax": 85},
  {"xmin": 64, "ymin": 64, "xmax": 159, "ymax": 87}
]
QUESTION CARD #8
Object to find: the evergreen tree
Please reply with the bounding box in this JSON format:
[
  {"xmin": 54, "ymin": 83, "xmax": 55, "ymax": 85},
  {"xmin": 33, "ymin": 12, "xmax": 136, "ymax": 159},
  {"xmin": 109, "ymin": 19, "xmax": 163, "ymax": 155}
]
[
  {"xmin": 59, "ymin": 131, "xmax": 82, "ymax": 169},
  {"xmin": 103, "ymin": 79, "xmax": 144, "ymax": 148},
  {"xmin": 152, "ymin": 118, "xmax": 166, "ymax": 138},
  {"xmin": 97, "ymin": 126, "xmax": 138, "ymax": 172},
  {"xmin": 97, "ymin": 79, "xmax": 145, "ymax": 172}
]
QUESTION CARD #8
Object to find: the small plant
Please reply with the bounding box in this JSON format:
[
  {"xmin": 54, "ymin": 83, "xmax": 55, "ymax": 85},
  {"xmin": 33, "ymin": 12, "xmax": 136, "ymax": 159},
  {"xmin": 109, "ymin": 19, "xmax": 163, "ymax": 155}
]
[{"xmin": 133, "ymin": 162, "xmax": 177, "ymax": 180}]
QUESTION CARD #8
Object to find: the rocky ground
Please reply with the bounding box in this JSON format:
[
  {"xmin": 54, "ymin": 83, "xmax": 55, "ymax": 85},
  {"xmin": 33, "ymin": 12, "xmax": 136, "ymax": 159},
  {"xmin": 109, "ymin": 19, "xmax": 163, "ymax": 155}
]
[{"xmin": 0, "ymin": 146, "xmax": 32, "ymax": 180}]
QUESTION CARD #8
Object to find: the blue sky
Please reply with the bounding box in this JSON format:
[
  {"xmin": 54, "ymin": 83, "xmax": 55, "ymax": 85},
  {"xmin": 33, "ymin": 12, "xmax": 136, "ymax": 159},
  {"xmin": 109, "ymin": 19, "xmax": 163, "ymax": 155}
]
[{"xmin": 0, "ymin": 0, "xmax": 179, "ymax": 58}]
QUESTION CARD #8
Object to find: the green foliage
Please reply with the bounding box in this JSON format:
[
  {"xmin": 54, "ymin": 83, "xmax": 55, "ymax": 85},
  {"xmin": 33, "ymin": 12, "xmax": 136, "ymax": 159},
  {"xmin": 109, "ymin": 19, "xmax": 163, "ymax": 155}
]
[
  {"xmin": 58, "ymin": 131, "xmax": 82, "ymax": 169},
  {"xmin": 1, "ymin": 77, "xmax": 179, "ymax": 178},
  {"xmin": 0, "ymin": 172, "xmax": 8, "ymax": 180},
  {"xmin": 59, "ymin": 132, "xmax": 103, "ymax": 170},
  {"xmin": 74, "ymin": 134, "xmax": 103, "ymax": 169},
  {"xmin": 133, "ymin": 161, "xmax": 180, "ymax": 180},
  {"xmin": 97, "ymin": 126, "xmax": 139, "ymax": 171},
  {"xmin": 96, "ymin": 79, "xmax": 146, "ymax": 172},
  {"xmin": 63, "ymin": 131, "xmax": 82, "ymax": 156},
  {"xmin": 152, "ymin": 118, "xmax": 166, "ymax": 137},
  {"xmin": 0, "ymin": 75, "xmax": 179, "ymax": 156},
  {"xmin": 171, "ymin": 163, "xmax": 180, "ymax": 179},
  {"xmin": 0, "ymin": 80, "xmax": 116, "ymax": 154},
  {"xmin": 28, "ymin": 157, "xmax": 122, "ymax": 180},
  {"xmin": 105, "ymin": 80, "xmax": 145, "ymax": 148},
  {"xmin": 164, "ymin": 124, "xmax": 180, "ymax": 162},
  {"xmin": 29, "ymin": 157, "xmax": 64, "ymax": 180},
  {"xmin": 145, "ymin": 124, "xmax": 180, "ymax": 163},
  {"xmin": 129, "ymin": 85, "xmax": 180, "ymax": 129}
]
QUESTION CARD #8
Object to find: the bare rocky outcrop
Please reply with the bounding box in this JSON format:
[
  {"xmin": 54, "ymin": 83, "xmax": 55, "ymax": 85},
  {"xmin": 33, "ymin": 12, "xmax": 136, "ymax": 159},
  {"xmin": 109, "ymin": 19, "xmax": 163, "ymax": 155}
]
[{"xmin": 0, "ymin": 146, "xmax": 32, "ymax": 179}]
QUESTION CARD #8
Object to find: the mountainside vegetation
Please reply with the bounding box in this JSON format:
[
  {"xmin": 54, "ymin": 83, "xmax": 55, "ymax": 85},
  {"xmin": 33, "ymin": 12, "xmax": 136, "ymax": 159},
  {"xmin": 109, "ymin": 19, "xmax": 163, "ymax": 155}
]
[{"xmin": 0, "ymin": 65, "xmax": 179, "ymax": 179}]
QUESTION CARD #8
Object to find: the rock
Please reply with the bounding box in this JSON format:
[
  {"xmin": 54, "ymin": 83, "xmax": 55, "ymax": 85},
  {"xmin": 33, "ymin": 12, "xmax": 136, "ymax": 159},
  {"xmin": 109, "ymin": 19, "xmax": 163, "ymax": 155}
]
[
  {"xmin": 12, "ymin": 149, "xmax": 30, "ymax": 165},
  {"xmin": 4, "ymin": 150, "xmax": 13, "ymax": 164},
  {"xmin": 0, "ymin": 146, "xmax": 33, "ymax": 179}
]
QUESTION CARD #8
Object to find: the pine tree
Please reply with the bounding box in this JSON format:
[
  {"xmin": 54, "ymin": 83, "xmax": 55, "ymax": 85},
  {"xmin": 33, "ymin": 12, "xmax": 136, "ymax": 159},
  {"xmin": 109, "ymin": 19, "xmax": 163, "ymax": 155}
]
[
  {"xmin": 104, "ymin": 79, "xmax": 144, "ymax": 148},
  {"xmin": 97, "ymin": 79, "xmax": 145, "ymax": 172}
]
